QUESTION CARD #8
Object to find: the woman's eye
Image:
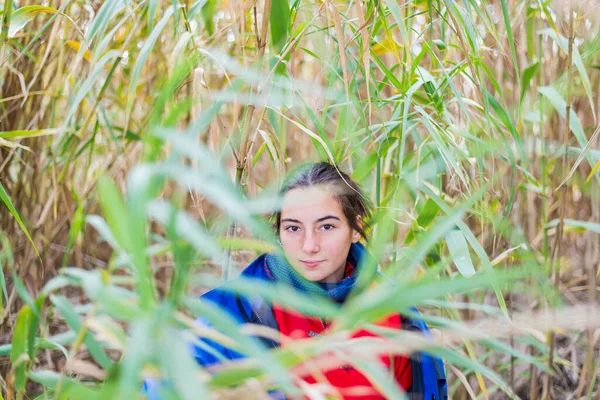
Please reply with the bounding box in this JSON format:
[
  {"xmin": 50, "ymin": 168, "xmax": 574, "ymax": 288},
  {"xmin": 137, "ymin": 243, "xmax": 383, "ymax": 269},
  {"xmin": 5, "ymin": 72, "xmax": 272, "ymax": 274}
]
[
  {"xmin": 285, "ymin": 226, "xmax": 300, "ymax": 232},
  {"xmin": 321, "ymin": 224, "xmax": 334, "ymax": 231}
]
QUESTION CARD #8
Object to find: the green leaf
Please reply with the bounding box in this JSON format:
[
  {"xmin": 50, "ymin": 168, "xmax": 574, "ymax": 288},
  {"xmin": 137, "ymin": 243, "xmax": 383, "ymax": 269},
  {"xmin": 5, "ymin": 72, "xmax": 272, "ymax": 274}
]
[
  {"xmin": 0, "ymin": 128, "xmax": 63, "ymax": 140},
  {"xmin": 97, "ymin": 176, "xmax": 131, "ymax": 251},
  {"xmin": 92, "ymin": 5, "xmax": 130, "ymax": 59},
  {"xmin": 148, "ymin": 0, "xmax": 159, "ymax": 31},
  {"xmin": 499, "ymin": 0, "xmax": 520, "ymax": 88},
  {"xmin": 159, "ymin": 327, "xmax": 212, "ymax": 399},
  {"xmin": 351, "ymin": 358, "xmax": 407, "ymax": 400},
  {"xmin": 0, "ymin": 234, "xmax": 12, "ymax": 311},
  {"xmin": 144, "ymin": 163, "xmax": 274, "ymax": 243},
  {"xmin": 85, "ymin": 0, "xmax": 125, "ymax": 44},
  {"xmin": 1, "ymin": 0, "xmax": 13, "ymax": 42},
  {"xmin": 270, "ymin": 106, "xmax": 336, "ymax": 164},
  {"xmin": 188, "ymin": 0, "xmax": 206, "ymax": 18},
  {"xmin": 383, "ymin": 0, "xmax": 408, "ymax": 45},
  {"xmin": 0, "ymin": 331, "xmax": 76, "ymax": 357},
  {"xmin": 28, "ymin": 296, "xmax": 44, "ymax": 361},
  {"xmin": 270, "ymin": 0, "xmax": 290, "ymax": 54},
  {"xmin": 404, "ymin": 198, "xmax": 441, "ymax": 245},
  {"xmin": 519, "ymin": 61, "xmax": 539, "ymax": 106},
  {"xmin": 546, "ymin": 218, "xmax": 600, "ymax": 234},
  {"xmin": 442, "ymin": 0, "xmax": 478, "ymax": 52},
  {"xmin": 197, "ymin": 275, "xmax": 340, "ymax": 319},
  {"xmin": 0, "ymin": 180, "xmax": 39, "ymax": 257},
  {"xmin": 151, "ymin": 128, "xmax": 232, "ymax": 184},
  {"xmin": 118, "ymin": 316, "xmax": 168, "ymax": 399},
  {"xmin": 417, "ymin": 110, "xmax": 469, "ymax": 188},
  {"xmin": 147, "ymin": 200, "xmax": 223, "ymax": 261},
  {"xmin": 60, "ymin": 267, "xmax": 141, "ymax": 320},
  {"xmin": 126, "ymin": 5, "xmax": 174, "ymax": 128},
  {"xmin": 420, "ymin": 184, "xmax": 509, "ymax": 316},
  {"xmin": 11, "ymin": 271, "xmax": 37, "ymax": 314},
  {"xmin": 7, "ymin": 6, "xmax": 57, "ymax": 38},
  {"xmin": 164, "ymin": 217, "xmax": 194, "ymax": 305},
  {"xmin": 525, "ymin": 8, "xmax": 536, "ymax": 62},
  {"xmin": 538, "ymin": 85, "xmax": 597, "ymax": 179},
  {"xmin": 200, "ymin": 0, "xmax": 215, "ymax": 35},
  {"xmin": 341, "ymin": 183, "xmax": 496, "ymax": 329},
  {"xmin": 538, "ymin": 28, "xmax": 596, "ymax": 120},
  {"xmin": 370, "ymin": 52, "xmax": 403, "ymax": 90},
  {"xmin": 62, "ymin": 201, "xmax": 85, "ymax": 267},
  {"xmin": 10, "ymin": 306, "xmax": 32, "ymax": 393},
  {"xmin": 66, "ymin": 50, "xmax": 122, "ymax": 125},
  {"xmin": 126, "ymin": 168, "xmax": 162, "ymax": 310},
  {"xmin": 184, "ymin": 297, "xmax": 297, "ymax": 394},
  {"xmin": 432, "ymin": 346, "xmax": 520, "ymax": 399},
  {"xmin": 445, "ymin": 229, "xmax": 476, "ymax": 278},
  {"xmin": 586, "ymin": 160, "xmax": 600, "ymax": 183},
  {"xmin": 29, "ymin": 370, "xmax": 100, "ymax": 399},
  {"xmin": 537, "ymin": 85, "xmax": 584, "ymax": 138},
  {"xmin": 483, "ymin": 90, "xmax": 525, "ymax": 165},
  {"xmin": 352, "ymin": 138, "xmax": 397, "ymax": 182},
  {"xmin": 50, "ymin": 295, "xmax": 112, "ymax": 370},
  {"xmin": 433, "ymin": 39, "xmax": 446, "ymax": 51}
]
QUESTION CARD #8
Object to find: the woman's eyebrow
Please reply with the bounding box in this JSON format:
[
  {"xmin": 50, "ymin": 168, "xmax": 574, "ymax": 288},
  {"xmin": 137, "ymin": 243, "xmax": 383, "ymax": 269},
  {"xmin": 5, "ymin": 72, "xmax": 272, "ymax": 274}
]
[
  {"xmin": 315, "ymin": 215, "xmax": 341, "ymax": 223},
  {"xmin": 281, "ymin": 218, "xmax": 302, "ymax": 224},
  {"xmin": 281, "ymin": 216, "xmax": 341, "ymax": 224}
]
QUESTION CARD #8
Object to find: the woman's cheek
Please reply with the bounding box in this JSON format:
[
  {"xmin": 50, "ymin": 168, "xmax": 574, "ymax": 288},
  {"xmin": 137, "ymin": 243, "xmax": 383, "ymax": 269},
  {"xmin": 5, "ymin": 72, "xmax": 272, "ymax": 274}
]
[{"xmin": 280, "ymin": 235, "xmax": 299, "ymax": 252}]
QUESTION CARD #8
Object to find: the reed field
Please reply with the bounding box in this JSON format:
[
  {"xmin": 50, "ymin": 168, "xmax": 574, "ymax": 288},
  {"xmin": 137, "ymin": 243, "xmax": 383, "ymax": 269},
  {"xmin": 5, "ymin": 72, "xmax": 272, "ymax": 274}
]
[{"xmin": 0, "ymin": 0, "xmax": 599, "ymax": 398}]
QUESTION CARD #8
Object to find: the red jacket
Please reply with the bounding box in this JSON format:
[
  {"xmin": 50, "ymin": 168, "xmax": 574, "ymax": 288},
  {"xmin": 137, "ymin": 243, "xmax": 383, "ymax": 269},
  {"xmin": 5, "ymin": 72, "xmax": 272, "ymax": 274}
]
[{"xmin": 273, "ymin": 304, "xmax": 411, "ymax": 399}]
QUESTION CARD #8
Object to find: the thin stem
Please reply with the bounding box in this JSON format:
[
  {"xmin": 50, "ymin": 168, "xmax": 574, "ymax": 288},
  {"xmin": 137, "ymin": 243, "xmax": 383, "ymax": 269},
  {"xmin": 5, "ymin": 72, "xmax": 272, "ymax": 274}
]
[
  {"xmin": 224, "ymin": 0, "xmax": 272, "ymax": 280},
  {"xmin": 543, "ymin": 6, "xmax": 574, "ymax": 399}
]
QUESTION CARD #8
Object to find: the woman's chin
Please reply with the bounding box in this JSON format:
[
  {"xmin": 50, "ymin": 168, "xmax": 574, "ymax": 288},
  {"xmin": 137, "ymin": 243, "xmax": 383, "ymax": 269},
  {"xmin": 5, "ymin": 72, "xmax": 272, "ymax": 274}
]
[{"xmin": 297, "ymin": 269, "xmax": 325, "ymax": 282}]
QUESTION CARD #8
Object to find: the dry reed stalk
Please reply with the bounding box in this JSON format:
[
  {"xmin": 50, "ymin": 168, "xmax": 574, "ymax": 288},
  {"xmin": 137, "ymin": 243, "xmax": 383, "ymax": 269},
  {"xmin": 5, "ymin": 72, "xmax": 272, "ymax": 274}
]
[
  {"xmin": 327, "ymin": 2, "xmax": 349, "ymax": 103},
  {"xmin": 543, "ymin": 5, "xmax": 575, "ymax": 399},
  {"xmin": 1, "ymin": 0, "xmax": 599, "ymax": 397},
  {"xmin": 223, "ymin": 0, "xmax": 273, "ymax": 281}
]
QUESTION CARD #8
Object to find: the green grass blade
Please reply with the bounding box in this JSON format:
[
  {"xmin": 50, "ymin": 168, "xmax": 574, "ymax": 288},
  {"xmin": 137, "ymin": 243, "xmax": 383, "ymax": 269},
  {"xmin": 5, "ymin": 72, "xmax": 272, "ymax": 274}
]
[
  {"xmin": 10, "ymin": 305, "xmax": 32, "ymax": 394},
  {"xmin": 420, "ymin": 184, "xmax": 508, "ymax": 316},
  {"xmin": 85, "ymin": 0, "xmax": 125, "ymax": 44},
  {"xmin": 65, "ymin": 50, "xmax": 121, "ymax": 125},
  {"xmin": 28, "ymin": 370, "xmax": 100, "ymax": 400},
  {"xmin": 125, "ymin": 5, "xmax": 175, "ymax": 128},
  {"xmin": 1, "ymin": 0, "xmax": 13, "ymax": 42},
  {"xmin": 158, "ymin": 326, "xmax": 212, "ymax": 399},
  {"xmin": 546, "ymin": 218, "xmax": 600, "ymax": 235},
  {"xmin": 0, "ymin": 129, "xmax": 63, "ymax": 140},
  {"xmin": 270, "ymin": 0, "xmax": 290, "ymax": 54},
  {"xmin": 0, "ymin": 181, "xmax": 38, "ymax": 257},
  {"xmin": 445, "ymin": 229, "xmax": 476, "ymax": 278},
  {"xmin": 7, "ymin": 5, "xmax": 57, "ymax": 38},
  {"xmin": 520, "ymin": 61, "xmax": 539, "ymax": 107},
  {"xmin": 49, "ymin": 295, "xmax": 112, "ymax": 370},
  {"xmin": 539, "ymin": 28, "xmax": 596, "ymax": 120},
  {"xmin": 538, "ymin": 85, "xmax": 598, "ymax": 181},
  {"xmin": 499, "ymin": 0, "xmax": 520, "ymax": 89},
  {"xmin": 183, "ymin": 297, "xmax": 298, "ymax": 394},
  {"xmin": 148, "ymin": 200, "xmax": 223, "ymax": 261}
]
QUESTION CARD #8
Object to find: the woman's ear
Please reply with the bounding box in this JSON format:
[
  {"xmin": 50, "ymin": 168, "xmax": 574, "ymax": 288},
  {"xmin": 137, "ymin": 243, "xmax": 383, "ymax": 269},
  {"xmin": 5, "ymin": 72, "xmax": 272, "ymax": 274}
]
[{"xmin": 352, "ymin": 216, "xmax": 362, "ymax": 243}]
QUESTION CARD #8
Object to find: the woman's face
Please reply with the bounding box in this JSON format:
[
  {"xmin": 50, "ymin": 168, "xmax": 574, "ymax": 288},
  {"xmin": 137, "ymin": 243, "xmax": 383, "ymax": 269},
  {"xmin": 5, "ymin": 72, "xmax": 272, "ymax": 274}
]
[{"xmin": 279, "ymin": 186, "xmax": 361, "ymax": 284}]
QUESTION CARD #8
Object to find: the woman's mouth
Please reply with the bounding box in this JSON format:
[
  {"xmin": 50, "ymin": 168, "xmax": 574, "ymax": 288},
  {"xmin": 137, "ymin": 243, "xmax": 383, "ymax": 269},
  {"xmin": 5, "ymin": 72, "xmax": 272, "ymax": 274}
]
[{"xmin": 301, "ymin": 260, "xmax": 323, "ymax": 268}]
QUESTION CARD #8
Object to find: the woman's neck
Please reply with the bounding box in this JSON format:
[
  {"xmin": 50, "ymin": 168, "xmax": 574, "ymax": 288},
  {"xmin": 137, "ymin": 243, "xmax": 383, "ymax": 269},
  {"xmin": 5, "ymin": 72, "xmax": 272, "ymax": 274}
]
[{"xmin": 319, "ymin": 262, "xmax": 349, "ymax": 284}]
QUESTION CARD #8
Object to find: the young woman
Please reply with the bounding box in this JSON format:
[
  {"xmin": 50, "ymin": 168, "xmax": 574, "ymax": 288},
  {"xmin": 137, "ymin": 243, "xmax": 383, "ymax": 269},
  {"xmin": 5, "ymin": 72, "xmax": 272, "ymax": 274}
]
[{"xmin": 144, "ymin": 162, "xmax": 447, "ymax": 399}]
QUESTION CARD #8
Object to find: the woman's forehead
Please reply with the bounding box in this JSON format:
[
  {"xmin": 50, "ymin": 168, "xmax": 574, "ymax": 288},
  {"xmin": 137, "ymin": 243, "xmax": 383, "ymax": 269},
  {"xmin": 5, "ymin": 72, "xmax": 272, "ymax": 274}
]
[{"xmin": 281, "ymin": 187, "xmax": 343, "ymax": 219}]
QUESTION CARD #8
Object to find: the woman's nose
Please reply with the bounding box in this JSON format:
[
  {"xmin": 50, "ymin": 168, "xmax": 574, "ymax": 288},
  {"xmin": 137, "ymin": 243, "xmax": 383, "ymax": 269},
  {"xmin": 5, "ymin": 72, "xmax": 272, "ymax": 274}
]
[{"xmin": 302, "ymin": 232, "xmax": 320, "ymax": 253}]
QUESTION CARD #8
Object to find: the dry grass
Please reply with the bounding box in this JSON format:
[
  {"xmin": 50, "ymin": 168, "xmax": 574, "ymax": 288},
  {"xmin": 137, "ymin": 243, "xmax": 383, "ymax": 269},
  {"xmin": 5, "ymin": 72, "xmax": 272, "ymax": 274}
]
[{"xmin": 1, "ymin": 0, "xmax": 599, "ymax": 398}]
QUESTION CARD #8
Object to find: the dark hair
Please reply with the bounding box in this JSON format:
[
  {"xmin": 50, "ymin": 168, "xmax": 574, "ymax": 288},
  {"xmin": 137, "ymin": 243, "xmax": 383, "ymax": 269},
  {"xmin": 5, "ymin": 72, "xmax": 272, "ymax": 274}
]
[{"xmin": 275, "ymin": 162, "xmax": 372, "ymax": 241}]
